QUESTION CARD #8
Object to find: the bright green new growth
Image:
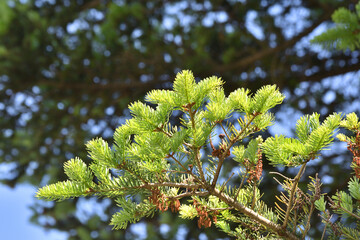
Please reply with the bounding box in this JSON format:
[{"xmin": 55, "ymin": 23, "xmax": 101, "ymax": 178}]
[
  {"xmin": 37, "ymin": 70, "xmax": 360, "ymax": 239},
  {"xmin": 262, "ymin": 112, "xmax": 342, "ymax": 166}
]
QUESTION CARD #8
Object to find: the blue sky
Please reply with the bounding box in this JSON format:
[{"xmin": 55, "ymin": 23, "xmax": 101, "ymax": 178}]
[{"xmin": 0, "ymin": 184, "xmax": 68, "ymax": 240}]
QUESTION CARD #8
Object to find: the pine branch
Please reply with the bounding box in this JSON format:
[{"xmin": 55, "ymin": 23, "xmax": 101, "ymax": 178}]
[{"xmin": 36, "ymin": 69, "xmax": 360, "ymax": 239}]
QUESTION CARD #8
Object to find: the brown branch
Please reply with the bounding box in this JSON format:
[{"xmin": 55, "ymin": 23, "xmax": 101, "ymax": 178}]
[
  {"xmin": 208, "ymin": 207, "xmax": 234, "ymax": 211},
  {"xmin": 305, "ymin": 64, "xmax": 360, "ymax": 83},
  {"xmin": 214, "ymin": 11, "xmax": 332, "ymax": 72},
  {"xmin": 37, "ymin": 79, "xmax": 164, "ymax": 91},
  {"xmin": 171, "ymin": 191, "xmax": 209, "ymax": 199},
  {"xmin": 80, "ymin": 0, "xmax": 102, "ymax": 11},
  {"xmin": 209, "ymin": 188, "xmax": 299, "ymax": 240}
]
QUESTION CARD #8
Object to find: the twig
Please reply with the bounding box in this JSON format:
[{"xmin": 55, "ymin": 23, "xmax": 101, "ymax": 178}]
[
  {"xmin": 235, "ymin": 170, "xmax": 248, "ymax": 200},
  {"xmin": 146, "ymin": 182, "xmax": 202, "ymax": 189},
  {"xmin": 170, "ymin": 191, "xmax": 209, "ymax": 199},
  {"xmin": 209, "ymin": 134, "xmax": 216, "ymax": 151},
  {"xmin": 220, "ymin": 122, "xmax": 231, "ymax": 140},
  {"xmin": 209, "ymin": 188, "xmax": 299, "ymax": 240},
  {"xmin": 333, "ymin": 203, "xmax": 360, "ymax": 221},
  {"xmin": 282, "ymin": 162, "xmax": 307, "ymax": 228},
  {"xmin": 121, "ymin": 163, "xmax": 148, "ymax": 185},
  {"xmin": 167, "ymin": 153, "xmax": 203, "ymax": 186},
  {"xmin": 187, "ymin": 104, "xmax": 206, "ymax": 183},
  {"xmin": 167, "ymin": 153, "xmax": 188, "ymax": 172},
  {"xmin": 209, "ymin": 207, "xmax": 234, "ymax": 211},
  {"xmin": 155, "ymin": 126, "xmax": 173, "ymax": 138},
  {"xmin": 303, "ymin": 203, "xmax": 315, "ymax": 239},
  {"xmin": 251, "ymin": 182, "xmax": 257, "ymax": 209},
  {"xmin": 211, "ymin": 113, "xmax": 258, "ymax": 188},
  {"xmin": 220, "ymin": 172, "xmax": 235, "ymax": 193},
  {"xmin": 269, "ymin": 171, "xmax": 292, "ymax": 181},
  {"xmin": 293, "ymin": 210, "xmax": 298, "ymax": 234},
  {"xmin": 320, "ymin": 219, "xmax": 329, "ymax": 240},
  {"xmin": 194, "ymin": 149, "xmax": 206, "ymax": 182},
  {"xmin": 155, "ymin": 126, "xmax": 192, "ymax": 154}
]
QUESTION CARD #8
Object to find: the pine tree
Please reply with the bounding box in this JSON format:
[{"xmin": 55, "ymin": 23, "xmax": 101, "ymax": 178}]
[{"xmin": 37, "ymin": 70, "xmax": 360, "ymax": 239}]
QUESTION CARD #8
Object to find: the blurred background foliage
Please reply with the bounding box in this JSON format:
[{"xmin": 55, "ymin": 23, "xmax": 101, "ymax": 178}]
[{"xmin": 0, "ymin": 0, "xmax": 359, "ymax": 239}]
